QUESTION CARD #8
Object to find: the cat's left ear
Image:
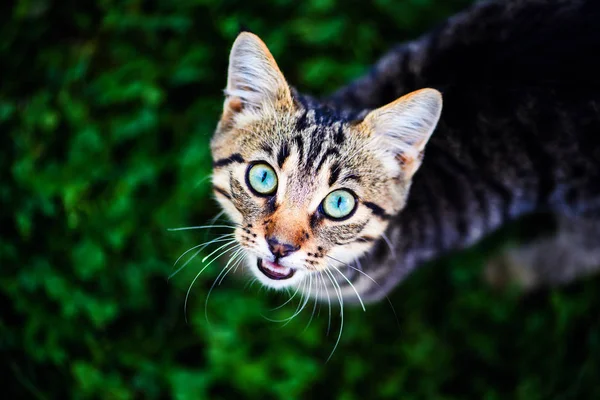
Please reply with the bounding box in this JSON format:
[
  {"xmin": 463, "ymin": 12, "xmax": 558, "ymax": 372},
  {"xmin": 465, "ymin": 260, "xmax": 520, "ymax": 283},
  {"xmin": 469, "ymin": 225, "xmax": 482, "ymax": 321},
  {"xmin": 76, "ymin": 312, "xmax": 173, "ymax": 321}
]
[
  {"xmin": 360, "ymin": 88, "xmax": 443, "ymax": 179},
  {"xmin": 223, "ymin": 32, "xmax": 293, "ymax": 117}
]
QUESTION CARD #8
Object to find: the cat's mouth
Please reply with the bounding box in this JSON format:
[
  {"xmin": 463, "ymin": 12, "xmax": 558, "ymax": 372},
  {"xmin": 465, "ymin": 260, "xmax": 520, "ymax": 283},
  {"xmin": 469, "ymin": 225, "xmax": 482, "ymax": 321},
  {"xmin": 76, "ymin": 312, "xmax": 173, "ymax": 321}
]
[{"xmin": 257, "ymin": 258, "xmax": 295, "ymax": 280}]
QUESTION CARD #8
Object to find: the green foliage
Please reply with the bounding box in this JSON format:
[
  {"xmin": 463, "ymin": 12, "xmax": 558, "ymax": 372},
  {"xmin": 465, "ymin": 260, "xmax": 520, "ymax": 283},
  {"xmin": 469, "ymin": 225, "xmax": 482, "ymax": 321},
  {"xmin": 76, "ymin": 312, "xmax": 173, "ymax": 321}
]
[{"xmin": 2, "ymin": 0, "xmax": 599, "ymax": 398}]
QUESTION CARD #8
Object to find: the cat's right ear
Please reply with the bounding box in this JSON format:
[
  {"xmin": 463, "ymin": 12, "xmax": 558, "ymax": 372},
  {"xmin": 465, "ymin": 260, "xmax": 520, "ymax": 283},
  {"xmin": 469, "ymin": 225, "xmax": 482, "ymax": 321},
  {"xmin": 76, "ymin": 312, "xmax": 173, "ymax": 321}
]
[
  {"xmin": 223, "ymin": 32, "xmax": 293, "ymax": 119},
  {"xmin": 359, "ymin": 88, "xmax": 443, "ymax": 179}
]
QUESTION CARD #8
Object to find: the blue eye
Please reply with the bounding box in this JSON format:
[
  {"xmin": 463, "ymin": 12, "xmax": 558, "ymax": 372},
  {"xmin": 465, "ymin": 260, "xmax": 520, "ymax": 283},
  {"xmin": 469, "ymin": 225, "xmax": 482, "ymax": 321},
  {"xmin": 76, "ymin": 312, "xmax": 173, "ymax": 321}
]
[
  {"xmin": 322, "ymin": 189, "xmax": 356, "ymax": 220},
  {"xmin": 247, "ymin": 163, "xmax": 278, "ymax": 195}
]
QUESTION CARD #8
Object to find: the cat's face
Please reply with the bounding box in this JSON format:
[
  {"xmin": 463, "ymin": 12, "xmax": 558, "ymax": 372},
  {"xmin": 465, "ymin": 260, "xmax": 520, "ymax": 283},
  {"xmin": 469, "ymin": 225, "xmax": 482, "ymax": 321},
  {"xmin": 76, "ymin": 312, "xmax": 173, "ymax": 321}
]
[{"xmin": 210, "ymin": 33, "xmax": 442, "ymax": 291}]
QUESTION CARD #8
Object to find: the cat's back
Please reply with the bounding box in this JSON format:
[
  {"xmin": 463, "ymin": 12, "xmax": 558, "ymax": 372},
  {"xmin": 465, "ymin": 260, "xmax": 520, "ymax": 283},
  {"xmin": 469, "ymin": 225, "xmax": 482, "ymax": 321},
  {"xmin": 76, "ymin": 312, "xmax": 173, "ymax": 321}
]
[
  {"xmin": 331, "ymin": 0, "xmax": 600, "ymax": 108},
  {"xmin": 328, "ymin": 0, "xmax": 600, "ymax": 216},
  {"xmin": 413, "ymin": 0, "xmax": 600, "ymax": 216},
  {"xmin": 417, "ymin": 0, "xmax": 600, "ymax": 89}
]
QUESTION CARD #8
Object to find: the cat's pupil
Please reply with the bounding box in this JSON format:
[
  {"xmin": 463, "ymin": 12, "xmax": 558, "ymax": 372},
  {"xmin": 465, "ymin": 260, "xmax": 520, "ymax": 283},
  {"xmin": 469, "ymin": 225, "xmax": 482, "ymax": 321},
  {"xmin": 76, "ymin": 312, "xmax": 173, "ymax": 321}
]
[
  {"xmin": 337, "ymin": 196, "xmax": 342, "ymax": 208},
  {"xmin": 261, "ymin": 171, "xmax": 267, "ymax": 183}
]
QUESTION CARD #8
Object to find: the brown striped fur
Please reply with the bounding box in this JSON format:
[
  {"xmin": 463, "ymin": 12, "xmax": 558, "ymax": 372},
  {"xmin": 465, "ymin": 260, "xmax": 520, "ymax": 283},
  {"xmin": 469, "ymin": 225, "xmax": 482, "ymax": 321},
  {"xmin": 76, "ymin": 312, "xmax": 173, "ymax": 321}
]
[
  {"xmin": 207, "ymin": 0, "xmax": 600, "ymax": 303},
  {"xmin": 211, "ymin": 33, "xmax": 441, "ymax": 289}
]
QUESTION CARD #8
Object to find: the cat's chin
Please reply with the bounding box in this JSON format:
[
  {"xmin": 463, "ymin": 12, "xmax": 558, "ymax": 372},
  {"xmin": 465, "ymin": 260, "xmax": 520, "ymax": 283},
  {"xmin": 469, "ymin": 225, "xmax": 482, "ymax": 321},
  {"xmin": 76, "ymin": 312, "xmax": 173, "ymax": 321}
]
[{"xmin": 249, "ymin": 257, "xmax": 305, "ymax": 289}]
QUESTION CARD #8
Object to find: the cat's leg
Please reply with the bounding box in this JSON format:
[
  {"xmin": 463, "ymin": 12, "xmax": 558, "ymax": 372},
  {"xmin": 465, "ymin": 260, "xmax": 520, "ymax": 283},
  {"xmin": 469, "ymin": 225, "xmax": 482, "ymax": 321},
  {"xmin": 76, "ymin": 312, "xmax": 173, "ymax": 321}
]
[{"xmin": 485, "ymin": 214, "xmax": 600, "ymax": 290}]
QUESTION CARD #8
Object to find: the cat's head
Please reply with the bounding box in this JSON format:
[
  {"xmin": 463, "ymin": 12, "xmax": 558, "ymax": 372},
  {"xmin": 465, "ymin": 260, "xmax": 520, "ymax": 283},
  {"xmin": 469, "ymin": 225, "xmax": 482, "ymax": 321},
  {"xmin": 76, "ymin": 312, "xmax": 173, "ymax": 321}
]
[{"xmin": 211, "ymin": 33, "xmax": 442, "ymax": 290}]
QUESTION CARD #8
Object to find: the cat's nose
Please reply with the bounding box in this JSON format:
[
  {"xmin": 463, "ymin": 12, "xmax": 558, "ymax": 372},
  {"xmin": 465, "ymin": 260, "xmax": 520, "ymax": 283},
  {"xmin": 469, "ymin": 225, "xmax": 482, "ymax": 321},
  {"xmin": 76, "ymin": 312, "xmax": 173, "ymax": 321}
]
[{"xmin": 266, "ymin": 237, "xmax": 299, "ymax": 258}]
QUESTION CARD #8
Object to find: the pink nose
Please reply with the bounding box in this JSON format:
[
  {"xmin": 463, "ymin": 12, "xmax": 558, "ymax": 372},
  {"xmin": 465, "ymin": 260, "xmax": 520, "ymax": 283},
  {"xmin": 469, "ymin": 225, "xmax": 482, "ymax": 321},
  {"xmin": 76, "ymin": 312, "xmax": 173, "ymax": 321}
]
[{"xmin": 266, "ymin": 237, "xmax": 299, "ymax": 258}]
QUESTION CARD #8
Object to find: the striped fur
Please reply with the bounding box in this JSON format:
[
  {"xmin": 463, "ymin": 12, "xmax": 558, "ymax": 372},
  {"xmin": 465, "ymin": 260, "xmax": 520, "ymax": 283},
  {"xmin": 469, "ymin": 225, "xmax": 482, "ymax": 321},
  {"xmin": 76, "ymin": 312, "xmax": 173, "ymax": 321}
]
[
  {"xmin": 211, "ymin": 32, "xmax": 440, "ymax": 290},
  {"xmin": 211, "ymin": 1, "xmax": 600, "ymax": 301}
]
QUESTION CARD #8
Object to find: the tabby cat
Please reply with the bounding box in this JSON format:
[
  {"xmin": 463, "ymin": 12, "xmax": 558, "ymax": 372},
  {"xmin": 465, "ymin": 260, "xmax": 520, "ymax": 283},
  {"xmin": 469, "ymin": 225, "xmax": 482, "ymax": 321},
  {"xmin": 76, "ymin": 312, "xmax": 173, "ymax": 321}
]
[{"xmin": 209, "ymin": 0, "xmax": 600, "ymax": 304}]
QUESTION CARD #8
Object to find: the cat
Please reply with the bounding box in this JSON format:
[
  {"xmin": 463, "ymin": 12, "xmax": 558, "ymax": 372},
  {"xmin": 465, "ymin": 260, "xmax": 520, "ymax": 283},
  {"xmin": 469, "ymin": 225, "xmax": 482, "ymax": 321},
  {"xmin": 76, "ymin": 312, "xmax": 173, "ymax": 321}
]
[{"xmin": 210, "ymin": 0, "xmax": 600, "ymax": 304}]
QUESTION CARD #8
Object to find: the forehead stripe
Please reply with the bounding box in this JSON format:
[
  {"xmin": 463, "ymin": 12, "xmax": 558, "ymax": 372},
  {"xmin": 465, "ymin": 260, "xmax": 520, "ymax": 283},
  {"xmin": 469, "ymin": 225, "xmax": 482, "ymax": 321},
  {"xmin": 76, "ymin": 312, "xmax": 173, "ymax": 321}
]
[
  {"xmin": 306, "ymin": 135, "xmax": 324, "ymax": 167},
  {"xmin": 277, "ymin": 142, "xmax": 290, "ymax": 168},
  {"xmin": 334, "ymin": 125, "xmax": 345, "ymax": 145},
  {"xmin": 293, "ymin": 135, "xmax": 305, "ymax": 163},
  {"xmin": 328, "ymin": 161, "xmax": 341, "ymax": 187},
  {"xmin": 295, "ymin": 109, "xmax": 309, "ymax": 131},
  {"xmin": 213, "ymin": 153, "xmax": 244, "ymax": 168},
  {"xmin": 316, "ymin": 148, "xmax": 339, "ymax": 173}
]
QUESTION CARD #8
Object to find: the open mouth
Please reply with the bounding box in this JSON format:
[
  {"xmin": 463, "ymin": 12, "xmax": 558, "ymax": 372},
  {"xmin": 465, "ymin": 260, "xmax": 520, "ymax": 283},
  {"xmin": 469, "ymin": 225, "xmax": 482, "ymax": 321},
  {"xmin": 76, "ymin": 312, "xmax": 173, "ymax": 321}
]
[{"xmin": 257, "ymin": 258, "xmax": 295, "ymax": 280}]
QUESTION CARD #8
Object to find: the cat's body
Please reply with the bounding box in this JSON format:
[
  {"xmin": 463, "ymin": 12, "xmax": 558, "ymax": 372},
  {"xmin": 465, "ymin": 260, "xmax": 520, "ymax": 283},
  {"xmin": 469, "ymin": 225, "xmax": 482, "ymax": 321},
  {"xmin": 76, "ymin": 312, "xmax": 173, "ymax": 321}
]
[
  {"xmin": 323, "ymin": 0, "xmax": 600, "ymax": 301},
  {"xmin": 210, "ymin": 0, "xmax": 600, "ymax": 303}
]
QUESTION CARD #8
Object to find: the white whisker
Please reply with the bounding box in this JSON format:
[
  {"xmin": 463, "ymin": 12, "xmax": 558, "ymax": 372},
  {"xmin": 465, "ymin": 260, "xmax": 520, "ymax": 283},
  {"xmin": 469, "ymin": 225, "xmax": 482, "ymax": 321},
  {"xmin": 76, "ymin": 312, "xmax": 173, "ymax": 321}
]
[
  {"xmin": 323, "ymin": 268, "xmax": 344, "ymax": 362},
  {"xmin": 173, "ymin": 235, "xmax": 235, "ymax": 268},
  {"xmin": 303, "ymin": 273, "xmax": 320, "ymax": 332},
  {"xmin": 281, "ymin": 273, "xmax": 312, "ymax": 326},
  {"xmin": 328, "ymin": 263, "xmax": 366, "ymax": 312},
  {"xmin": 195, "ymin": 173, "xmax": 214, "ymax": 188},
  {"xmin": 381, "ymin": 232, "xmax": 396, "ymax": 259},
  {"xmin": 317, "ymin": 271, "xmax": 332, "ymax": 336},
  {"xmin": 201, "ymin": 240, "xmax": 240, "ymax": 263},
  {"xmin": 326, "ymin": 255, "xmax": 379, "ymax": 286},
  {"xmin": 204, "ymin": 248, "xmax": 245, "ymax": 324},
  {"xmin": 168, "ymin": 224, "xmax": 238, "ymax": 232},
  {"xmin": 183, "ymin": 243, "xmax": 240, "ymax": 323},
  {"xmin": 171, "ymin": 239, "xmax": 238, "ymax": 281},
  {"xmin": 208, "ymin": 210, "xmax": 226, "ymax": 225},
  {"xmin": 265, "ymin": 275, "xmax": 309, "ymax": 324},
  {"xmin": 269, "ymin": 280, "xmax": 302, "ymax": 311},
  {"xmin": 221, "ymin": 251, "xmax": 247, "ymax": 284}
]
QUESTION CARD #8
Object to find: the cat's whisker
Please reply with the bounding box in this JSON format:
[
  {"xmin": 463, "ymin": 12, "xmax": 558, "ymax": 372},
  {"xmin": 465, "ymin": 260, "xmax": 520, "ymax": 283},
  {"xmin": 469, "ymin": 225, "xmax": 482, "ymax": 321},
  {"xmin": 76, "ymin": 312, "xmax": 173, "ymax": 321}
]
[
  {"xmin": 213, "ymin": 252, "xmax": 241, "ymax": 288},
  {"xmin": 244, "ymin": 277, "xmax": 257, "ymax": 291},
  {"xmin": 183, "ymin": 243, "xmax": 240, "ymax": 323},
  {"xmin": 303, "ymin": 273, "xmax": 320, "ymax": 332},
  {"xmin": 315, "ymin": 276, "xmax": 323, "ymax": 318},
  {"xmin": 268, "ymin": 274, "xmax": 314, "ymax": 325},
  {"xmin": 228, "ymin": 252, "xmax": 248, "ymax": 279},
  {"xmin": 317, "ymin": 270, "xmax": 333, "ymax": 336},
  {"xmin": 204, "ymin": 211, "xmax": 229, "ymax": 236},
  {"xmin": 262, "ymin": 277, "xmax": 307, "ymax": 323},
  {"xmin": 355, "ymin": 257, "xmax": 378, "ymax": 284},
  {"xmin": 283, "ymin": 273, "xmax": 313, "ymax": 326},
  {"xmin": 269, "ymin": 279, "xmax": 302, "ymax": 311},
  {"xmin": 170, "ymin": 248, "xmax": 204, "ymax": 280},
  {"xmin": 194, "ymin": 211, "xmax": 237, "ymax": 246},
  {"xmin": 354, "ymin": 258, "xmax": 401, "ymax": 333},
  {"xmin": 328, "ymin": 263, "xmax": 366, "ymax": 312},
  {"xmin": 195, "ymin": 173, "xmax": 214, "ymax": 188},
  {"xmin": 172, "ymin": 235, "xmax": 235, "ymax": 268},
  {"xmin": 209, "ymin": 210, "xmax": 225, "ymax": 223},
  {"xmin": 204, "ymin": 248, "xmax": 245, "ymax": 324},
  {"xmin": 355, "ymin": 257, "xmax": 363, "ymax": 272},
  {"xmin": 201, "ymin": 240, "xmax": 241, "ymax": 263},
  {"xmin": 279, "ymin": 277, "xmax": 311, "ymax": 325},
  {"xmin": 323, "ymin": 268, "xmax": 344, "ymax": 362},
  {"xmin": 326, "ymin": 255, "xmax": 379, "ymax": 286},
  {"xmin": 381, "ymin": 233, "xmax": 396, "ymax": 259},
  {"xmin": 171, "ymin": 236, "xmax": 236, "ymax": 281},
  {"xmin": 167, "ymin": 224, "xmax": 240, "ymax": 232},
  {"xmin": 325, "ymin": 254, "xmax": 349, "ymax": 266}
]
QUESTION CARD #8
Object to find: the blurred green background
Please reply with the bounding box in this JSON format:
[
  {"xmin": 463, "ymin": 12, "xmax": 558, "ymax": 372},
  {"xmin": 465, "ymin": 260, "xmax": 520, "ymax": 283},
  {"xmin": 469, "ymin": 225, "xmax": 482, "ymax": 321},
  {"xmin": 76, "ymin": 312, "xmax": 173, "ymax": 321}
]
[{"xmin": 2, "ymin": 0, "xmax": 600, "ymax": 398}]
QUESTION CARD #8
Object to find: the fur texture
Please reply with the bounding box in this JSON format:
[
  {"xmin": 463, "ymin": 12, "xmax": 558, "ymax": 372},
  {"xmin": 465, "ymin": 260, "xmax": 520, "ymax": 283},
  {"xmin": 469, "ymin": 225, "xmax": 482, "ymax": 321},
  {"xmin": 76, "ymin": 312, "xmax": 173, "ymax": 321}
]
[{"xmin": 211, "ymin": 0, "xmax": 600, "ymax": 302}]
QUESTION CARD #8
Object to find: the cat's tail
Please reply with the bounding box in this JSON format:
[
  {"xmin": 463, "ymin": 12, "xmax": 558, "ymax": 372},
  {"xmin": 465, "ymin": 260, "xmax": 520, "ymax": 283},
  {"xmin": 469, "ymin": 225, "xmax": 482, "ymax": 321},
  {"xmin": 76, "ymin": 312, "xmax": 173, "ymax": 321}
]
[{"xmin": 327, "ymin": 0, "xmax": 600, "ymax": 110}]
